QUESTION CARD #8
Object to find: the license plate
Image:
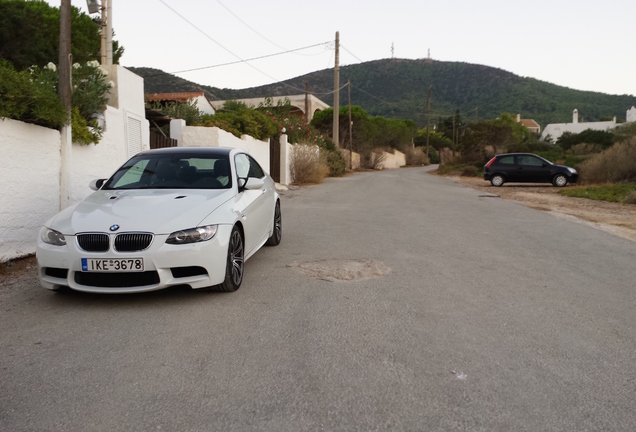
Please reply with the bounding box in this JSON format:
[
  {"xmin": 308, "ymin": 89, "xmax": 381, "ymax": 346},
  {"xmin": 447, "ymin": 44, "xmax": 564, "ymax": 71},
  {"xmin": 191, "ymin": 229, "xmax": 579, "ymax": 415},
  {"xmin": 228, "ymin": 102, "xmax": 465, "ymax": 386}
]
[{"xmin": 81, "ymin": 258, "xmax": 144, "ymax": 272}]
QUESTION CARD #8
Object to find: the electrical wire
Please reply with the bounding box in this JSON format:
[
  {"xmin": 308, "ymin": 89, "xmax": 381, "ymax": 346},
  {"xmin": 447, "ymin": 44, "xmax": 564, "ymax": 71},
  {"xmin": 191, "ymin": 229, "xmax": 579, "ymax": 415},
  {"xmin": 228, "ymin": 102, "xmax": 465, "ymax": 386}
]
[
  {"xmin": 141, "ymin": 43, "xmax": 331, "ymax": 78},
  {"xmin": 157, "ymin": 0, "xmax": 327, "ymax": 94},
  {"xmin": 215, "ymin": 0, "xmax": 326, "ymax": 57},
  {"xmin": 340, "ymin": 44, "xmax": 364, "ymax": 63}
]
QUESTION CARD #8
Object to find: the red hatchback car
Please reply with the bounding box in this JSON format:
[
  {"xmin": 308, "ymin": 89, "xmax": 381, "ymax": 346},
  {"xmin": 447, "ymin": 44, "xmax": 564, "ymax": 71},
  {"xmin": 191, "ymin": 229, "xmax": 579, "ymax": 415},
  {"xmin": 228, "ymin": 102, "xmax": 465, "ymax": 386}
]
[{"xmin": 483, "ymin": 153, "xmax": 578, "ymax": 187}]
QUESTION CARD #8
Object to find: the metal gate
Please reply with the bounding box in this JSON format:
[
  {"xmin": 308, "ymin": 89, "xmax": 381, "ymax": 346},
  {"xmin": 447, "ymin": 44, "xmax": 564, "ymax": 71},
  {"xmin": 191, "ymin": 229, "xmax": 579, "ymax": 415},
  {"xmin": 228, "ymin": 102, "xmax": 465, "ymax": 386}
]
[
  {"xmin": 269, "ymin": 137, "xmax": 281, "ymax": 182},
  {"xmin": 150, "ymin": 132, "xmax": 177, "ymax": 149}
]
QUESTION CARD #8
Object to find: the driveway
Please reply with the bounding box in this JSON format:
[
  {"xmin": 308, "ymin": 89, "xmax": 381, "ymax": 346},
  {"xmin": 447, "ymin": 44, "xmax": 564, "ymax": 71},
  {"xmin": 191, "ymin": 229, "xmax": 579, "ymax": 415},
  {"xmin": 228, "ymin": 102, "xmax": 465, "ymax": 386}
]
[{"xmin": 1, "ymin": 167, "xmax": 635, "ymax": 431}]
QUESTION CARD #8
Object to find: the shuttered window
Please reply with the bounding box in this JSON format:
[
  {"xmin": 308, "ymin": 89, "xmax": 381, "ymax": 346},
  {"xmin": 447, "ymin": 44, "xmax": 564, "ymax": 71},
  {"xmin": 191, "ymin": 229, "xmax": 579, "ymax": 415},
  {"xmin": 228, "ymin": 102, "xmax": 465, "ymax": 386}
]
[{"xmin": 126, "ymin": 116, "xmax": 142, "ymax": 158}]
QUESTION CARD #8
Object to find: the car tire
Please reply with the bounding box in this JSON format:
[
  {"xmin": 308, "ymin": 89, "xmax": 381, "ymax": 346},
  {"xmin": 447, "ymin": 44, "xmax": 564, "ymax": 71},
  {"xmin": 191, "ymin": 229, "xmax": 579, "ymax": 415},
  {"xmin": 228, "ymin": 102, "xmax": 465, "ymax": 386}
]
[
  {"xmin": 490, "ymin": 174, "xmax": 505, "ymax": 187},
  {"xmin": 214, "ymin": 225, "xmax": 244, "ymax": 292},
  {"xmin": 265, "ymin": 200, "xmax": 282, "ymax": 246},
  {"xmin": 553, "ymin": 174, "xmax": 568, "ymax": 187}
]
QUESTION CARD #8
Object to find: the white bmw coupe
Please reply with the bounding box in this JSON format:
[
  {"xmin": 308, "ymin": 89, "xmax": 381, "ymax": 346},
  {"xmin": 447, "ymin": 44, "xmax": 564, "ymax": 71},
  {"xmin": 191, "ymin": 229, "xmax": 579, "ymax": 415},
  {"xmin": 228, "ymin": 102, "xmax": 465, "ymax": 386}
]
[{"xmin": 36, "ymin": 147, "xmax": 282, "ymax": 294}]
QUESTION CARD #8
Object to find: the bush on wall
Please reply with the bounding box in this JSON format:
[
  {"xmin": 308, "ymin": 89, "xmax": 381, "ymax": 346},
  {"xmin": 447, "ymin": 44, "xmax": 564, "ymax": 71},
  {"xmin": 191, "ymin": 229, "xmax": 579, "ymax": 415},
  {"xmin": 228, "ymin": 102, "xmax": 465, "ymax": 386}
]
[{"xmin": 0, "ymin": 59, "xmax": 111, "ymax": 144}]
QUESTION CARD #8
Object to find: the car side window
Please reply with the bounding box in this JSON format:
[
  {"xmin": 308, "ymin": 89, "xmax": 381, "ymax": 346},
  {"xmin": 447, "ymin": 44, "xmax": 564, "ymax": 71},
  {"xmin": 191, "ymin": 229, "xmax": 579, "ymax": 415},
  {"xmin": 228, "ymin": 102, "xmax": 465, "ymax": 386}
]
[
  {"xmin": 519, "ymin": 156, "xmax": 543, "ymax": 167},
  {"xmin": 235, "ymin": 154, "xmax": 250, "ymax": 178},
  {"xmin": 498, "ymin": 156, "xmax": 514, "ymax": 165},
  {"xmin": 247, "ymin": 155, "xmax": 265, "ymax": 178}
]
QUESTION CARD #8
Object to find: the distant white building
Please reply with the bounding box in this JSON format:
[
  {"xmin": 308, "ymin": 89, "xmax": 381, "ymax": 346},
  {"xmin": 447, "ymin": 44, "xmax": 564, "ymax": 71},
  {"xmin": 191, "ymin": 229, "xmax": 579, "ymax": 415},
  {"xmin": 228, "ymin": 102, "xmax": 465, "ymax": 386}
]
[
  {"xmin": 145, "ymin": 92, "xmax": 216, "ymax": 115},
  {"xmin": 210, "ymin": 94, "xmax": 330, "ymax": 121},
  {"xmin": 541, "ymin": 109, "xmax": 618, "ymax": 143},
  {"xmin": 627, "ymin": 106, "xmax": 636, "ymax": 123}
]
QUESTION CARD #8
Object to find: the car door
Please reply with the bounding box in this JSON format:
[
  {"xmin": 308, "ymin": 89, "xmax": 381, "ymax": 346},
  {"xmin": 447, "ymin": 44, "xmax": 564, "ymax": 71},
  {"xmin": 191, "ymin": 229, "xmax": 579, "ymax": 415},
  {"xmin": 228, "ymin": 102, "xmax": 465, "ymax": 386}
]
[
  {"xmin": 517, "ymin": 155, "xmax": 551, "ymax": 183},
  {"xmin": 233, "ymin": 153, "xmax": 272, "ymax": 255},
  {"xmin": 495, "ymin": 155, "xmax": 518, "ymax": 181}
]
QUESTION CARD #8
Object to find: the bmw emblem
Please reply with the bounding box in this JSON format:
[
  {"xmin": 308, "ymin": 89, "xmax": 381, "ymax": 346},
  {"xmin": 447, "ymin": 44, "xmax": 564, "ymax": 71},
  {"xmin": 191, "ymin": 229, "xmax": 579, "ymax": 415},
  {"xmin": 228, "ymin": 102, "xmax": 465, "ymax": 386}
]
[{"xmin": 110, "ymin": 224, "xmax": 120, "ymax": 232}]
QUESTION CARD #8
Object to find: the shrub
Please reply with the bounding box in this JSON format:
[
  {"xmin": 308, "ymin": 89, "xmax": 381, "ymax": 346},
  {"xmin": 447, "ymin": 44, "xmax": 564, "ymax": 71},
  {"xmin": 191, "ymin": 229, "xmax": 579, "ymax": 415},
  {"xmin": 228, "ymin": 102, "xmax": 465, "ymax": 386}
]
[
  {"xmin": 427, "ymin": 147, "xmax": 439, "ymax": 164},
  {"xmin": 461, "ymin": 166, "xmax": 478, "ymax": 177},
  {"xmin": 614, "ymin": 122, "xmax": 636, "ymax": 144},
  {"xmin": 577, "ymin": 137, "xmax": 636, "ymax": 184},
  {"xmin": 324, "ymin": 149, "xmax": 346, "ymax": 177},
  {"xmin": 0, "ymin": 60, "xmax": 67, "ymax": 129},
  {"xmin": 290, "ymin": 145, "xmax": 329, "ymax": 184},
  {"xmin": 153, "ymin": 99, "xmax": 202, "ymax": 126},
  {"xmin": 557, "ymin": 129, "xmax": 614, "ymax": 150},
  {"xmin": 624, "ymin": 191, "xmax": 636, "ymax": 205},
  {"xmin": 360, "ymin": 150, "xmax": 386, "ymax": 170},
  {"xmin": 0, "ymin": 60, "xmax": 111, "ymax": 144},
  {"xmin": 404, "ymin": 146, "xmax": 427, "ymax": 166}
]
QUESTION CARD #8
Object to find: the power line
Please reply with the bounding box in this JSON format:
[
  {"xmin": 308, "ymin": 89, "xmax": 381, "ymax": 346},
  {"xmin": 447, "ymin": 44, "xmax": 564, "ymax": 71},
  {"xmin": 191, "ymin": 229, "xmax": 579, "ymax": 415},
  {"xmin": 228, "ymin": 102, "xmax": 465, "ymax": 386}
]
[
  {"xmin": 157, "ymin": 0, "xmax": 324, "ymax": 94},
  {"xmin": 340, "ymin": 44, "xmax": 364, "ymax": 63},
  {"xmin": 143, "ymin": 43, "xmax": 331, "ymax": 77},
  {"xmin": 215, "ymin": 0, "xmax": 326, "ymax": 57}
]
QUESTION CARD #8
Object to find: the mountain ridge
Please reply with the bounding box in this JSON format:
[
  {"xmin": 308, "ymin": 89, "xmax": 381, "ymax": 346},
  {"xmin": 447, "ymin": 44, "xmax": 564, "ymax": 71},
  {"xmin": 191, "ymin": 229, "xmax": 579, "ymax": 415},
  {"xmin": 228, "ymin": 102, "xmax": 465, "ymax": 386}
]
[{"xmin": 130, "ymin": 59, "xmax": 636, "ymax": 128}]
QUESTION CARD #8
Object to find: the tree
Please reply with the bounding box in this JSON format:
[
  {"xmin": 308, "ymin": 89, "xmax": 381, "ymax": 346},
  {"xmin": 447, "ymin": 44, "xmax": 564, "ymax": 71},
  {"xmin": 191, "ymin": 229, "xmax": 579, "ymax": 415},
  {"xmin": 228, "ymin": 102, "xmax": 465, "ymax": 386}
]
[{"xmin": 0, "ymin": 0, "xmax": 124, "ymax": 71}]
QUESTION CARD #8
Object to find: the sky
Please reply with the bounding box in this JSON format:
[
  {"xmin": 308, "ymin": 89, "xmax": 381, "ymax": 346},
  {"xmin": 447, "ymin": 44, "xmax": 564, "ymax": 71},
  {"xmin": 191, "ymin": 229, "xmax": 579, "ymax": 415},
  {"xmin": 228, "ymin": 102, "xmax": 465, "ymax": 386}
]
[{"xmin": 50, "ymin": 0, "xmax": 636, "ymax": 97}]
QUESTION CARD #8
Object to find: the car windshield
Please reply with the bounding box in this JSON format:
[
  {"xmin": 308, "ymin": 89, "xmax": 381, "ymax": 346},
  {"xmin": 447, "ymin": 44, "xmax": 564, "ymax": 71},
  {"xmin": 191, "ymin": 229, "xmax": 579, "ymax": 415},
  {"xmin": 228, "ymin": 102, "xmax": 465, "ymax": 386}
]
[{"xmin": 102, "ymin": 154, "xmax": 232, "ymax": 190}]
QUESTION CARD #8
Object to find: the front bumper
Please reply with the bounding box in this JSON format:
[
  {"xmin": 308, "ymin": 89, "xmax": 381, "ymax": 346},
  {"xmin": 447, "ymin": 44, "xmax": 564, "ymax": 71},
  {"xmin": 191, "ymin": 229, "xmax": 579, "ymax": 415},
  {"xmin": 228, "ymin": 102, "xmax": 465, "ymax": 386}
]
[{"xmin": 36, "ymin": 225, "xmax": 233, "ymax": 294}]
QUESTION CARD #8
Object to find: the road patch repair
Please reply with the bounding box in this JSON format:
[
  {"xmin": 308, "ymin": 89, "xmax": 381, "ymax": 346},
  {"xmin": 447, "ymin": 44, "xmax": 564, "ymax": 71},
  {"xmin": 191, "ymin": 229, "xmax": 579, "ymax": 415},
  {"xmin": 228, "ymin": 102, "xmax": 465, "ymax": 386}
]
[{"xmin": 287, "ymin": 259, "xmax": 391, "ymax": 282}]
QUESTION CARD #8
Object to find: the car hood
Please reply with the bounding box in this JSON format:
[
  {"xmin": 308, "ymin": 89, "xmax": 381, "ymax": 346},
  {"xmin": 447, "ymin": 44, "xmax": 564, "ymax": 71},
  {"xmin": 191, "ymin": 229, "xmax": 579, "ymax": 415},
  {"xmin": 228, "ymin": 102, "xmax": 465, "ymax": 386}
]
[{"xmin": 49, "ymin": 189, "xmax": 236, "ymax": 235}]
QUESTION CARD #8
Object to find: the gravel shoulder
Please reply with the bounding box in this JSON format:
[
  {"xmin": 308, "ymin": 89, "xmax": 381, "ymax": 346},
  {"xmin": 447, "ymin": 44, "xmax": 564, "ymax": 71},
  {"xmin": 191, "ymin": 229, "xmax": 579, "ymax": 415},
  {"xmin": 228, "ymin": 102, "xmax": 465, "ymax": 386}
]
[{"xmin": 448, "ymin": 175, "xmax": 636, "ymax": 243}]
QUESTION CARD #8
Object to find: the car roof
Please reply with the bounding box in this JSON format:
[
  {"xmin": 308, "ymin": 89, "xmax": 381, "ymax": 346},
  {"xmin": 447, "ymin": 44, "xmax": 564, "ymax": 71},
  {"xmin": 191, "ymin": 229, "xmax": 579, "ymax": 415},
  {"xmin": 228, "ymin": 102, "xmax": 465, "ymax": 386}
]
[{"xmin": 137, "ymin": 147, "xmax": 235, "ymax": 157}]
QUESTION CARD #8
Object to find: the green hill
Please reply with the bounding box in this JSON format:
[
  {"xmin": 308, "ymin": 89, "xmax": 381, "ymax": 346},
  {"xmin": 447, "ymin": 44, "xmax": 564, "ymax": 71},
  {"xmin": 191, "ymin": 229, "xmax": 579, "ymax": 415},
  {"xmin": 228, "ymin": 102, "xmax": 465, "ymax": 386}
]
[{"xmin": 130, "ymin": 59, "xmax": 636, "ymax": 128}]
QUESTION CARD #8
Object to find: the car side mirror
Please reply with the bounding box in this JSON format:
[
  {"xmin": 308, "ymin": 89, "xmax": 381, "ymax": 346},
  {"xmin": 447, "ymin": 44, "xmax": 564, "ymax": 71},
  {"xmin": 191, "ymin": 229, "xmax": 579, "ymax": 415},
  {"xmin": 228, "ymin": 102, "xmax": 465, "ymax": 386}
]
[
  {"xmin": 244, "ymin": 177, "xmax": 265, "ymax": 190},
  {"xmin": 89, "ymin": 179, "xmax": 106, "ymax": 191},
  {"xmin": 542, "ymin": 162, "xmax": 547, "ymax": 167}
]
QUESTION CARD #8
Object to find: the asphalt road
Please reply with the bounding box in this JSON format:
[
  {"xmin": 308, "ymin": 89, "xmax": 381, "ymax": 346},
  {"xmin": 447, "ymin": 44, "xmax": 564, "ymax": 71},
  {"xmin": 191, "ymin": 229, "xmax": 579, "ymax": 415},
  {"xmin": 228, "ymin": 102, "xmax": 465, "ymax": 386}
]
[{"xmin": 1, "ymin": 167, "xmax": 635, "ymax": 431}]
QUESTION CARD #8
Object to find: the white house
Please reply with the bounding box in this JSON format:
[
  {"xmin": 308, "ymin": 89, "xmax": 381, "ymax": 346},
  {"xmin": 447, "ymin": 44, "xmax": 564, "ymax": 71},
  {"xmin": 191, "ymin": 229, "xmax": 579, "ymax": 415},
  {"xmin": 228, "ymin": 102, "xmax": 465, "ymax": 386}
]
[
  {"xmin": 210, "ymin": 94, "xmax": 330, "ymax": 121},
  {"xmin": 541, "ymin": 109, "xmax": 618, "ymax": 143},
  {"xmin": 145, "ymin": 91, "xmax": 216, "ymax": 115},
  {"xmin": 627, "ymin": 106, "xmax": 636, "ymax": 123}
]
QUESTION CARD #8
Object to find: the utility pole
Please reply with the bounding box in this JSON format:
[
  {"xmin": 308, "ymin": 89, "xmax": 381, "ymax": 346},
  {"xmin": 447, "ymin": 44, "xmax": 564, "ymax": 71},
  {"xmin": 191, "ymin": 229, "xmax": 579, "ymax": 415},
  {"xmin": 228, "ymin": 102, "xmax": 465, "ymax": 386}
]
[
  {"xmin": 59, "ymin": 0, "xmax": 72, "ymax": 209},
  {"xmin": 106, "ymin": 0, "xmax": 112, "ymax": 65},
  {"xmin": 452, "ymin": 113, "xmax": 456, "ymax": 153},
  {"xmin": 100, "ymin": 0, "xmax": 106, "ymax": 65},
  {"xmin": 348, "ymin": 79, "xmax": 352, "ymax": 170},
  {"xmin": 333, "ymin": 31, "xmax": 339, "ymax": 147},
  {"xmin": 425, "ymin": 85, "xmax": 432, "ymax": 160},
  {"xmin": 475, "ymin": 106, "xmax": 478, "ymax": 123},
  {"xmin": 304, "ymin": 81, "xmax": 309, "ymax": 123}
]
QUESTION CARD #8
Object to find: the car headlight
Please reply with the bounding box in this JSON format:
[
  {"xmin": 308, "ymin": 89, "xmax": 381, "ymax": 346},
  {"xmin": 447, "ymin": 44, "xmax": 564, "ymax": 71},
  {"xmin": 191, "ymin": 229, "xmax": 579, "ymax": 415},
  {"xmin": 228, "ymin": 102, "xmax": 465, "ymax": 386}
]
[
  {"xmin": 40, "ymin": 227, "xmax": 66, "ymax": 246},
  {"xmin": 567, "ymin": 167, "xmax": 577, "ymax": 174},
  {"xmin": 166, "ymin": 225, "xmax": 218, "ymax": 245}
]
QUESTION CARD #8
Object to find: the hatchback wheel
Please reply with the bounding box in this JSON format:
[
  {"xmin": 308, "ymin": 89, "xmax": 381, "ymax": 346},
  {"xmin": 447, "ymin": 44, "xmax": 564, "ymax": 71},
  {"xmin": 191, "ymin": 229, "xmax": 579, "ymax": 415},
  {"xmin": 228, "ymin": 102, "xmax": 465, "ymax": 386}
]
[
  {"xmin": 214, "ymin": 226, "xmax": 244, "ymax": 292},
  {"xmin": 490, "ymin": 175, "xmax": 504, "ymax": 187},
  {"xmin": 553, "ymin": 174, "xmax": 568, "ymax": 187}
]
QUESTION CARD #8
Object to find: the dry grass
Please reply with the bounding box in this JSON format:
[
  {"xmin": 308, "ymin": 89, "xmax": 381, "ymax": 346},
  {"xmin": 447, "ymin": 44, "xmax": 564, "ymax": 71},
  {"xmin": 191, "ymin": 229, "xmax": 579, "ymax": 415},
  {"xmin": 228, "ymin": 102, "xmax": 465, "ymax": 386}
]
[
  {"xmin": 290, "ymin": 145, "xmax": 329, "ymax": 184},
  {"xmin": 624, "ymin": 191, "xmax": 636, "ymax": 205},
  {"xmin": 404, "ymin": 146, "xmax": 429, "ymax": 166},
  {"xmin": 360, "ymin": 151, "xmax": 387, "ymax": 170},
  {"xmin": 578, "ymin": 137, "xmax": 636, "ymax": 184}
]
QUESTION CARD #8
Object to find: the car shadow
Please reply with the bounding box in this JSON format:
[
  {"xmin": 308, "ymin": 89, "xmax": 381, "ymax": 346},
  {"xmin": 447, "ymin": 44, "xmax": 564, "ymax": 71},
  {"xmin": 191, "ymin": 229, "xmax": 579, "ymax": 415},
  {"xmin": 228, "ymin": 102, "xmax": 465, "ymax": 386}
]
[{"xmin": 44, "ymin": 284, "xmax": 229, "ymax": 309}]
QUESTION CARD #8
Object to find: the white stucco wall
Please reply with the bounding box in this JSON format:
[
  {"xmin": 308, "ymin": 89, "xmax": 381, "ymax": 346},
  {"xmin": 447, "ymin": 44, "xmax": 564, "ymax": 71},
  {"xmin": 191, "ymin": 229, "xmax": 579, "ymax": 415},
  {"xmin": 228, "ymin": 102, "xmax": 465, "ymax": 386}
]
[
  {"xmin": 378, "ymin": 149, "xmax": 406, "ymax": 169},
  {"xmin": 541, "ymin": 119, "xmax": 617, "ymax": 143},
  {"xmin": 627, "ymin": 106, "xmax": 636, "ymax": 123},
  {"xmin": 69, "ymin": 66, "xmax": 150, "ymax": 204},
  {"xmin": 340, "ymin": 148, "xmax": 361, "ymax": 170},
  {"xmin": 280, "ymin": 134, "xmax": 293, "ymax": 185},
  {"xmin": 0, "ymin": 119, "xmax": 61, "ymax": 261},
  {"xmin": 0, "ymin": 66, "xmax": 150, "ymax": 261},
  {"xmin": 170, "ymin": 120, "xmax": 270, "ymax": 174}
]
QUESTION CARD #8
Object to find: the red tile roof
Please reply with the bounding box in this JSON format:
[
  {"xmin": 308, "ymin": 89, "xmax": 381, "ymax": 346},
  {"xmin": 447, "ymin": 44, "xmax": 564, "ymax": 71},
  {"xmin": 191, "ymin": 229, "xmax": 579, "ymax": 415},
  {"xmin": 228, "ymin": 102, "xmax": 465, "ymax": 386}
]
[
  {"xmin": 521, "ymin": 119, "xmax": 540, "ymax": 129},
  {"xmin": 145, "ymin": 92, "xmax": 204, "ymax": 102}
]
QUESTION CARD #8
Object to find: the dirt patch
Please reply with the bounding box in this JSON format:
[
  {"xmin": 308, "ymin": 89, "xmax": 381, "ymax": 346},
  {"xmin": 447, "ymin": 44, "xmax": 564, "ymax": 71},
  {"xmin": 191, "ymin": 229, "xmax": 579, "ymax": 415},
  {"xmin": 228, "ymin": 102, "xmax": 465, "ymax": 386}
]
[
  {"xmin": 450, "ymin": 176, "xmax": 636, "ymax": 243},
  {"xmin": 288, "ymin": 259, "xmax": 391, "ymax": 282}
]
